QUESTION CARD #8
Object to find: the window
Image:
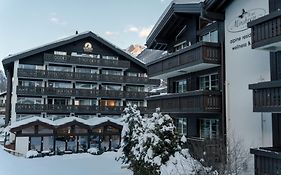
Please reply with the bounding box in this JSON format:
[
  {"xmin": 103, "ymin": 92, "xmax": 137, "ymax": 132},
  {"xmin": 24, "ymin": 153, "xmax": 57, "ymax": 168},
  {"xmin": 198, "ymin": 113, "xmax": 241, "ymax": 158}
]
[
  {"xmin": 30, "ymin": 137, "xmax": 42, "ymax": 151},
  {"xmin": 76, "ymin": 67, "xmax": 98, "ymax": 74},
  {"xmin": 101, "ymin": 84, "xmax": 122, "ymax": 91},
  {"xmin": 127, "ymin": 72, "xmax": 147, "ymax": 77},
  {"xmin": 47, "ymin": 98, "xmax": 71, "ymax": 105},
  {"xmin": 76, "ymin": 83, "xmax": 97, "ymax": 90},
  {"xmin": 78, "ymin": 136, "xmax": 88, "ymax": 152},
  {"xmin": 74, "ymin": 99, "xmax": 96, "ymax": 106},
  {"xmin": 43, "ymin": 136, "xmax": 54, "ymax": 152},
  {"xmin": 19, "ymin": 64, "xmax": 43, "ymax": 70},
  {"xmin": 38, "ymin": 126, "xmax": 53, "ymax": 134},
  {"xmin": 199, "ymin": 74, "xmax": 219, "ymax": 91},
  {"xmin": 48, "ymin": 82, "xmax": 72, "ymax": 88},
  {"xmin": 22, "ymin": 126, "xmax": 35, "ymax": 134},
  {"xmin": 100, "ymin": 100, "xmax": 122, "ymax": 107},
  {"xmin": 175, "ymin": 118, "xmax": 187, "ymax": 135},
  {"xmin": 102, "ymin": 55, "xmax": 118, "ymax": 60},
  {"xmin": 175, "ymin": 79, "xmax": 187, "ymax": 93},
  {"xmin": 101, "ymin": 69, "xmax": 122, "ymax": 76},
  {"xmin": 126, "ymin": 85, "xmax": 145, "ymax": 92},
  {"xmin": 126, "ymin": 100, "xmax": 146, "ymax": 107},
  {"xmin": 17, "ymin": 97, "xmax": 42, "ymax": 104},
  {"xmin": 18, "ymin": 80, "xmax": 43, "ymax": 87},
  {"xmin": 199, "ymin": 119, "xmax": 219, "ymax": 139},
  {"xmin": 47, "ymin": 65, "xmax": 72, "ymax": 72},
  {"xmin": 202, "ymin": 30, "xmax": 218, "ymax": 43}
]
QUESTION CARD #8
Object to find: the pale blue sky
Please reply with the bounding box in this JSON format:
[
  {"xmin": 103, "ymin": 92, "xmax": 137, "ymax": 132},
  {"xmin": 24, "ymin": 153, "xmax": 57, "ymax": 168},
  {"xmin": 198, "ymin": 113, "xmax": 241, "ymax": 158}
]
[{"xmin": 0, "ymin": 0, "xmax": 172, "ymax": 71}]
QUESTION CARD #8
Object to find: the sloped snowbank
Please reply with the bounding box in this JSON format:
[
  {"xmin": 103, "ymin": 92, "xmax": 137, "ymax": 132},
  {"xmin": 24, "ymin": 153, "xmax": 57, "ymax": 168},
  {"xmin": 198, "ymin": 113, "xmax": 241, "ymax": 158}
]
[{"xmin": 0, "ymin": 147, "xmax": 132, "ymax": 175}]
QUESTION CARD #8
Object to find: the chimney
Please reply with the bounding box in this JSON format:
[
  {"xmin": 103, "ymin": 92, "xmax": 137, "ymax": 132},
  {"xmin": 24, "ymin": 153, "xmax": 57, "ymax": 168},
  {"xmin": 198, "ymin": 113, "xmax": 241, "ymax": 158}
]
[{"xmin": 75, "ymin": 31, "xmax": 78, "ymax": 35}]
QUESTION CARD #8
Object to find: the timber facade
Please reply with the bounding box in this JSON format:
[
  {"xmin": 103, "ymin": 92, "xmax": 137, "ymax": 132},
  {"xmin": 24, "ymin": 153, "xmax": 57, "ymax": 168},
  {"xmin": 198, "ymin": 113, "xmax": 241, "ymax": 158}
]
[
  {"xmin": 2, "ymin": 31, "xmax": 159, "ymax": 155},
  {"xmin": 144, "ymin": 1, "xmax": 226, "ymax": 168}
]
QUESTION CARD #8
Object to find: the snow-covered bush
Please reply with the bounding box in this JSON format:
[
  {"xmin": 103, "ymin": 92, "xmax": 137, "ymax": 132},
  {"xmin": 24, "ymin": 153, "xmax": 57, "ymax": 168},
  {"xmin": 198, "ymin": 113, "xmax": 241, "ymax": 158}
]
[
  {"xmin": 120, "ymin": 106, "xmax": 217, "ymax": 175},
  {"xmin": 87, "ymin": 148, "xmax": 99, "ymax": 155},
  {"xmin": 26, "ymin": 150, "xmax": 39, "ymax": 158}
]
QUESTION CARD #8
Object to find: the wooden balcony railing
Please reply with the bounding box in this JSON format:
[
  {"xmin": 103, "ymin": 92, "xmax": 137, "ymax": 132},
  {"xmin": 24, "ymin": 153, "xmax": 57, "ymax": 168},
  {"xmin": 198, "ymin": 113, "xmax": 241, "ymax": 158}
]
[
  {"xmin": 147, "ymin": 42, "xmax": 221, "ymax": 77},
  {"xmin": 187, "ymin": 137, "xmax": 225, "ymax": 167},
  {"xmin": 17, "ymin": 86, "xmax": 157, "ymax": 100},
  {"xmin": 44, "ymin": 53, "xmax": 130, "ymax": 69},
  {"xmin": 249, "ymin": 80, "xmax": 281, "ymax": 112},
  {"xmin": 251, "ymin": 147, "xmax": 281, "ymax": 175},
  {"xmin": 15, "ymin": 104, "xmax": 148, "ymax": 114},
  {"xmin": 17, "ymin": 69, "xmax": 160, "ymax": 85},
  {"xmin": 248, "ymin": 10, "xmax": 281, "ymax": 50},
  {"xmin": 147, "ymin": 90, "xmax": 222, "ymax": 113}
]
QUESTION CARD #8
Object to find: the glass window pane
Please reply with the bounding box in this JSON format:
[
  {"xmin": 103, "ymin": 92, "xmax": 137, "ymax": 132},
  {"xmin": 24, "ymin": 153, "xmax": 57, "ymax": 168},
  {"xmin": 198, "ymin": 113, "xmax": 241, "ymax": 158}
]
[
  {"xmin": 210, "ymin": 30, "xmax": 218, "ymax": 43},
  {"xmin": 43, "ymin": 136, "xmax": 54, "ymax": 152},
  {"xmin": 30, "ymin": 137, "xmax": 41, "ymax": 151}
]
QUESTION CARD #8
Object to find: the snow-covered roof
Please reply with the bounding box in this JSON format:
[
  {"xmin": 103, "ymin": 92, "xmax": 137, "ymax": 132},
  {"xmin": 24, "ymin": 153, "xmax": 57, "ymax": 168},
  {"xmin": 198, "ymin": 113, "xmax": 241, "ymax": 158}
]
[{"xmin": 10, "ymin": 116, "xmax": 123, "ymax": 131}]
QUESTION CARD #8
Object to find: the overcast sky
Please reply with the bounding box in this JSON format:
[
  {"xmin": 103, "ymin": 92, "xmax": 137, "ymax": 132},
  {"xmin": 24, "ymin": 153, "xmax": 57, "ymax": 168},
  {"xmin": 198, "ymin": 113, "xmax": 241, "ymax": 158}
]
[{"xmin": 0, "ymin": 0, "xmax": 172, "ymax": 71}]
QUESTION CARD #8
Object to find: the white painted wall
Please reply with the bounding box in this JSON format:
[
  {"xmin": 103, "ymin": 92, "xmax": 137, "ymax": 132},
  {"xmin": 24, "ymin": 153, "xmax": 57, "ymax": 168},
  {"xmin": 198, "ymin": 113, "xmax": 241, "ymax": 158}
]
[
  {"xmin": 11, "ymin": 60, "xmax": 19, "ymax": 124},
  {"xmin": 15, "ymin": 137, "xmax": 29, "ymax": 155},
  {"xmin": 225, "ymin": 0, "xmax": 272, "ymax": 174}
]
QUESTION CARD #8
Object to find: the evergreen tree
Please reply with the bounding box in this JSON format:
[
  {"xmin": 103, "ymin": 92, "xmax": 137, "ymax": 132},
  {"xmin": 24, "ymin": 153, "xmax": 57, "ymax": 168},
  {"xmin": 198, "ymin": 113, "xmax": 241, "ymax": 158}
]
[{"xmin": 120, "ymin": 107, "xmax": 217, "ymax": 175}]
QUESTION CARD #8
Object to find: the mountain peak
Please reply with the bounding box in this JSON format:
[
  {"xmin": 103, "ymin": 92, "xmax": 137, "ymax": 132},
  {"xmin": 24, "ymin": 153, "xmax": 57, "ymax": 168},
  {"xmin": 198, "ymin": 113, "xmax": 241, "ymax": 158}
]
[{"xmin": 125, "ymin": 44, "xmax": 145, "ymax": 57}]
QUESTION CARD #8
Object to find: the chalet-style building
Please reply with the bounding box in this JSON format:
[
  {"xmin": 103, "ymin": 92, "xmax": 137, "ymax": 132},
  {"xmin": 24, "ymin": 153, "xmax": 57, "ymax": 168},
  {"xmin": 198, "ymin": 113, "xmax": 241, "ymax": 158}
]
[
  {"xmin": 2, "ymin": 31, "xmax": 159, "ymax": 155},
  {"xmin": 145, "ymin": 0, "xmax": 275, "ymax": 173}
]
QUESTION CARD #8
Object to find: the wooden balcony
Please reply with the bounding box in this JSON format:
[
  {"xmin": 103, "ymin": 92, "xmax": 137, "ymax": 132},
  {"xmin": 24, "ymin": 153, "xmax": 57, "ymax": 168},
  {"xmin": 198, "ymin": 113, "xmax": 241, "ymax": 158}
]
[
  {"xmin": 17, "ymin": 86, "xmax": 156, "ymax": 100},
  {"xmin": 248, "ymin": 10, "xmax": 281, "ymax": 51},
  {"xmin": 249, "ymin": 80, "xmax": 281, "ymax": 112},
  {"xmin": 187, "ymin": 137, "xmax": 225, "ymax": 168},
  {"xmin": 147, "ymin": 42, "xmax": 221, "ymax": 79},
  {"xmin": 17, "ymin": 69, "xmax": 160, "ymax": 85},
  {"xmin": 15, "ymin": 104, "xmax": 148, "ymax": 114},
  {"xmin": 44, "ymin": 53, "xmax": 130, "ymax": 69},
  {"xmin": 147, "ymin": 90, "xmax": 222, "ymax": 113},
  {"xmin": 251, "ymin": 147, "xmax": 281, "ymax": 175}
]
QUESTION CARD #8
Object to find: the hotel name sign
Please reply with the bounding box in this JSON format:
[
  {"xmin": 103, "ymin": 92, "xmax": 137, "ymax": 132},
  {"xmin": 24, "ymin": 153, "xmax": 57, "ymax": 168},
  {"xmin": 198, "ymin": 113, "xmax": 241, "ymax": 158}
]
[{"xmin": 227, "ymin": 8, "xmax": 266, "ymax": 51}]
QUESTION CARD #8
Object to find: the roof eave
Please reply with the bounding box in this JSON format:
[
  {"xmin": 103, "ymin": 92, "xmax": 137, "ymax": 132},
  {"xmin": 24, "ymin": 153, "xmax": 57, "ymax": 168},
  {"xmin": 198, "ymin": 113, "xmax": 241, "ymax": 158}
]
[{"xmin": 146, "ymin": 2, "xmax": 202, "ymax": 48}]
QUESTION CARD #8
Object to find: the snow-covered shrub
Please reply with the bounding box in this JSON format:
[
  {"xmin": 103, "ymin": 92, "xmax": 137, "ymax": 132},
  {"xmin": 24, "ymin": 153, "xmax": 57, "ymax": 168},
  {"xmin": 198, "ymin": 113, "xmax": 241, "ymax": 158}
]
[
  {"xmin": 120, "ymin": 106, "xmax": 217, "ymax": 175},
  {"xmin": 26, "ymin": 150, "xmax": 39, "ymax": 158},
  {"xmin": 87, "ymin": 148, "xmax": 99, "ymax": 155},
  {"xmin": 160, "ymin": 149, "xmax": 217, "ymax": 175}
]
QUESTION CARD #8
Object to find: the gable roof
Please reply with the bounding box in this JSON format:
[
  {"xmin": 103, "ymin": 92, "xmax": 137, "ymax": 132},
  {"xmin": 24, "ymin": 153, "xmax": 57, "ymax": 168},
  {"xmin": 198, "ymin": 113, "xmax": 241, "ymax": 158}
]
[
  {"xmin": 146, "ymin": 0, "xmax": 203, "ymax": 47},
  {"xmin": 2, "ymin": 31, "xmax": 146, "ymax": 69}
]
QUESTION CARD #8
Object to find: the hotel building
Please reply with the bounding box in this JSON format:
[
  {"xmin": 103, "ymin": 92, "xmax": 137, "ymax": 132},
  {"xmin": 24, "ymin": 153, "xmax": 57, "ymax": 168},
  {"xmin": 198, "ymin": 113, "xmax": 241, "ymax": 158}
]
[
  {"xmin": 144, "ymin": 0, "xmax": 275, "ymax": 173},
  {"xmin": 2, "ymin": 31, "xmax": 159, "ymax": 155}
]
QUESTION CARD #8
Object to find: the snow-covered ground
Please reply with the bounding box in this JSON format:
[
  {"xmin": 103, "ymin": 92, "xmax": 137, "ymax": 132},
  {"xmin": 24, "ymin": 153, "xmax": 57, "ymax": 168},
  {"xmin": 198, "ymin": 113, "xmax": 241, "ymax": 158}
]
[{"xmin": 0, "ymin": 147, "xmax": 132, "ymax": 175}]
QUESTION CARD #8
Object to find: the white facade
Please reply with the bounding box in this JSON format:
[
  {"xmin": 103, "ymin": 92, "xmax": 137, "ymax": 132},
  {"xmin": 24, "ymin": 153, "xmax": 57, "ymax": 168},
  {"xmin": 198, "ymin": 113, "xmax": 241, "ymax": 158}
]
[
  {"xmin": 15, "ymin": 137, "xmax": 29, "ymax": 155},
  {"xmin": 225, "ymin": 0, "xmax": 272, "ymax": 174}
]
